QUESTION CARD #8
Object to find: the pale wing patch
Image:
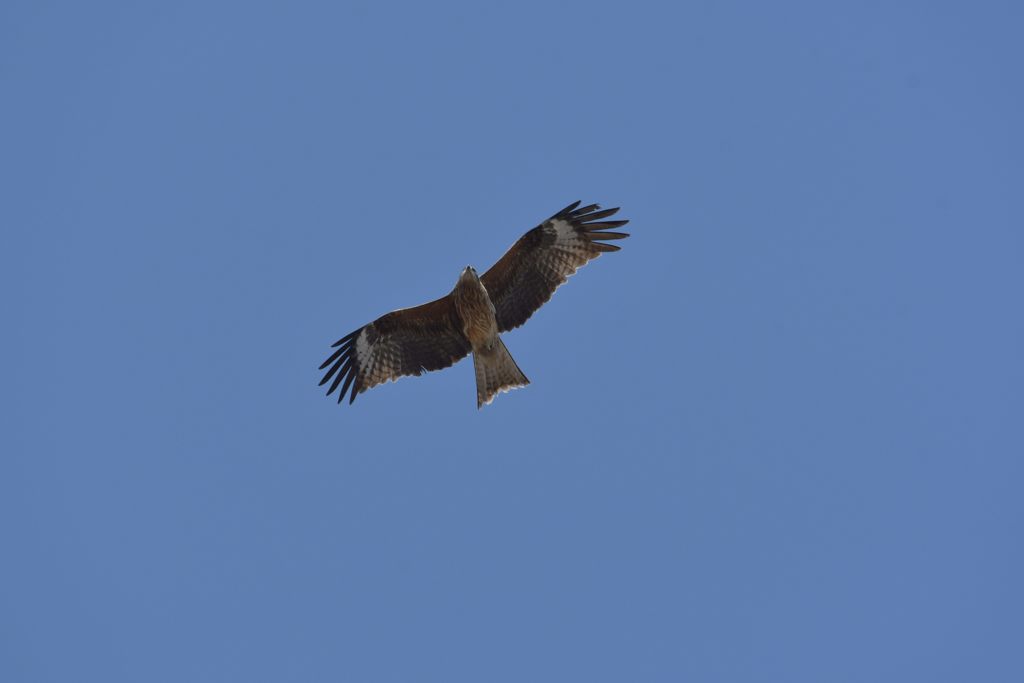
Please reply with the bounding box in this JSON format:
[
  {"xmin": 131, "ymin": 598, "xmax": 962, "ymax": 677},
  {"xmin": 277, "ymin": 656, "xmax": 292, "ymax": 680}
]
[
  {"xmin": 542, "ymin": 218, "xmax": 601, "ymax": 282},
  {"xmin": 354, "ymin": 329, "xmax": 403, "ymax": 392}
]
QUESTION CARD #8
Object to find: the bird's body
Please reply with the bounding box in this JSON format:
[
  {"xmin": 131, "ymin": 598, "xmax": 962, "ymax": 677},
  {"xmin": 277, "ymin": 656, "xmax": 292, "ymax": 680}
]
[
  {"xmin": 453, "ymin": 267, "xmax": 498, "ymax": 350},
  {"xmin": 319, "ymin": 200, "xmax": 630, "ymax": 408},
  {"xmin": 452, "ymin": 266, "xmax": 530, "ymax": 407}
]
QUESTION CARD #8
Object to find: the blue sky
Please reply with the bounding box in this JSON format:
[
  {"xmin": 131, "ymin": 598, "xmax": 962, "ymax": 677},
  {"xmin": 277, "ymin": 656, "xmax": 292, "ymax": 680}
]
[{"xmin": 4, "ymin": 1, "xmax": 1022, "ymax": 681}]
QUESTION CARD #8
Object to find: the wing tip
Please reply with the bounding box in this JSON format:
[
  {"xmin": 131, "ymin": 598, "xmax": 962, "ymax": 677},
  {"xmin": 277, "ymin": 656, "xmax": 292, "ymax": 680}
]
[
  {"xmin": 556, "ymin": 201, "xmax": 628, "ymax": 226},
  {"xmin": 331, "ymin": 329, "xmax": 360, "ymax": 348},
  {"xmin": 586, "ymin": 231, "xmax": 629, "ymax": 241},
  {"xmin": 583, "ymin": 219, "xmax": 629, "ymax": 231},
  {"xmin": 321, "ymin": 328, "xmax": 364, "ymax": 405},
  {"xmin": 557, "ymin": 200, "xmax": 583, "ymax": 217}
]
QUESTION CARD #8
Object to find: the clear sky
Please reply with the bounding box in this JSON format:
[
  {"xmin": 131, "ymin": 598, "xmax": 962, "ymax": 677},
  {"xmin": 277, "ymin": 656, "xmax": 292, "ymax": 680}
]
[{"xmin": 4, "ymin": 1, "xmax": 1022, "ymax": 681}]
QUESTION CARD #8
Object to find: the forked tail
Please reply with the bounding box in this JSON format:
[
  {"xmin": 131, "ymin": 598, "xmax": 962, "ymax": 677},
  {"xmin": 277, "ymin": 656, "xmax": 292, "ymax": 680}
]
[{"xmin": 473, "ymin": 337, "xmax": 530, "ymax": 408}]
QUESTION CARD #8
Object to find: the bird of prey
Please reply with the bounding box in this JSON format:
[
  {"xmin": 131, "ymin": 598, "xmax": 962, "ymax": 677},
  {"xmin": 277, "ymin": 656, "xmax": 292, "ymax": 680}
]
[{"xmin": 319, "ymin": 200, "xmax": 630, "ymax": 408}]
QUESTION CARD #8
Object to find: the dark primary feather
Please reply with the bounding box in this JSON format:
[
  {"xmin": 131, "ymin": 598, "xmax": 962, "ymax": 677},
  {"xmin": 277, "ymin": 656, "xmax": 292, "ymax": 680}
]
[
  {"xmin": 319, "ymin": 295, "xmax": 472, "ymax": 404},
  {"xmin": 480, "ymin": 200, "xmax": 630, "ymax": 332}
]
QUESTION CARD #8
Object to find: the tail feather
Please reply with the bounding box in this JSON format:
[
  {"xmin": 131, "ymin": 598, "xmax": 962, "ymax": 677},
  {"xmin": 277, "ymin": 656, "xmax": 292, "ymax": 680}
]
[{"xmin": 473, "ymin": 337, "xmax": 529, "ymax": 408}]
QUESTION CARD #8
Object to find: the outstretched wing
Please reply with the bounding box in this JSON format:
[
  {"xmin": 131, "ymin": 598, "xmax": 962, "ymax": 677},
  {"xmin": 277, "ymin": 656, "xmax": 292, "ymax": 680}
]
[
  {"xmin": 480, "ymin": 201, "xmax": 630, "ymax": 332},
  {"xmin": 319, "ymin": 295, "xmax": 472, "ymax": 404}
]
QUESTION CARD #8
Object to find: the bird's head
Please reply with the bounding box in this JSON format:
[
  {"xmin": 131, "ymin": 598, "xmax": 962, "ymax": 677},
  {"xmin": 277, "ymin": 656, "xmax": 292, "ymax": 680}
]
[{"xmin": 460, "ymin": 265, "xmax": 479, "ymax": 282}]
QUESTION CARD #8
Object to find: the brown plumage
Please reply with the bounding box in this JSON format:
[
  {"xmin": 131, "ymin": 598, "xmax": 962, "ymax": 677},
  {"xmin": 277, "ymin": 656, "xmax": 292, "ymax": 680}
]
[{"xmin": 319, "ymin": 200, "xmax": 630, "ymax": 408}]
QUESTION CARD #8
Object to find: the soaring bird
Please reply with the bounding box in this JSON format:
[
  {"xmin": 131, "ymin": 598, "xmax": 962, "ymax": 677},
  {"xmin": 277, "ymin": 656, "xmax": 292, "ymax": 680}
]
[{"xmin": 319, "ymin": 200, "xmax": 630, "ymax": 408}]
